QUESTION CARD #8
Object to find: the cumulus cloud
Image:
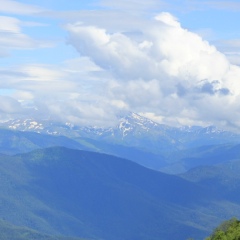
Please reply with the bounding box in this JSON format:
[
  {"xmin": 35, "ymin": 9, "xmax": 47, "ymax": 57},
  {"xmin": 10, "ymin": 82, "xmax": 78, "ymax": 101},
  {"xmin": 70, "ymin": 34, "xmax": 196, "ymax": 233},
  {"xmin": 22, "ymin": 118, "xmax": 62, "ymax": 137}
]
[
  {"xmin": 1, "ymin": 1, "xmax": 240, "ymax": 130},
  {"xmin": 65, "ymin": 12, "xmax": 230, "ymax": 84},
  {"xmin": 63, "ymin": 11, "xmax": 240, "ymax": 129}
]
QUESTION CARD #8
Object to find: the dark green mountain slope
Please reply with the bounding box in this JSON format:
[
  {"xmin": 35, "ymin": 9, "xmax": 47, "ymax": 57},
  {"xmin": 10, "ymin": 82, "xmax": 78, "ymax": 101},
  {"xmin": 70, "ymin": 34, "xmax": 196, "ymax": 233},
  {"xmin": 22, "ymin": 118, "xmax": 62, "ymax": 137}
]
[{"xmin": 0, "ymin": 147, "xmax": 217, "ymax": 240}]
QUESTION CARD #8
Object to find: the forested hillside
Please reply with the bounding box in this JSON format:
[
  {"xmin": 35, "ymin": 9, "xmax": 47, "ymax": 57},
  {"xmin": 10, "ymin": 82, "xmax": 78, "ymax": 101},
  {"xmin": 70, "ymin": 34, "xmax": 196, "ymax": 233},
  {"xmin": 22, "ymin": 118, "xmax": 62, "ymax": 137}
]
[
  {"xmin": 1, "ymin": 147, "xmax": 240, "ymax": 239},
  {"xmin": 206, "ymin": 218, "xmax": 240, "ymax": 240}
]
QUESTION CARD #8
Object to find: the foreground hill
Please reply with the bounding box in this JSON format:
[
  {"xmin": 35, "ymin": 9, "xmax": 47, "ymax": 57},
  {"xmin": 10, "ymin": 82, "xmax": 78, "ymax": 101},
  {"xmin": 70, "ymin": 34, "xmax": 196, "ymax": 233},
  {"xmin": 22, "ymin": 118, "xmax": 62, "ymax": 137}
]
[
  {"xmin": 205, "ymin": 218, "xmax": 240, "ymax": 240},
  {"xmin": 0, "ymin": 147, "xmax": 223, "ymax": 240},
  {"xmin": 2, "ymin": 147, "xmax": 240, "ymax": 239}
]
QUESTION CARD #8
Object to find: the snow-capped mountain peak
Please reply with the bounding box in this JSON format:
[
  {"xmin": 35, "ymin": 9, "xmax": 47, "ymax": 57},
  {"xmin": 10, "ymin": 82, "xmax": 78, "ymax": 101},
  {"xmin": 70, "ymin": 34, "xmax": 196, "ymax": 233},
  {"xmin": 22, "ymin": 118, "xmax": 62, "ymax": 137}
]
[
  {"xmin": 118, "ymin": 113, "xmax": 160, "ymax": 135},
  {"xmin": 1, "ymin": 112, "xmax": 239, "ymax": 154}
]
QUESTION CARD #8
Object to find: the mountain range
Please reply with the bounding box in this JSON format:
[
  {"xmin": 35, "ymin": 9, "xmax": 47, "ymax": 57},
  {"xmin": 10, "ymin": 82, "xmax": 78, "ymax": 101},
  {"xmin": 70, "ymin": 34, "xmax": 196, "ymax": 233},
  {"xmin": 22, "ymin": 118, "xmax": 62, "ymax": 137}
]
[
  {"xmin": 2, "ymin": 113, "xmax": 239, "ymax": 151},
  {"xmin": 1, "ymin": 114, "xmax": 240, "ymax": 239},
  {"xmin": 1, "ymin": 112, "xmax": 240, "ymax": 173}
]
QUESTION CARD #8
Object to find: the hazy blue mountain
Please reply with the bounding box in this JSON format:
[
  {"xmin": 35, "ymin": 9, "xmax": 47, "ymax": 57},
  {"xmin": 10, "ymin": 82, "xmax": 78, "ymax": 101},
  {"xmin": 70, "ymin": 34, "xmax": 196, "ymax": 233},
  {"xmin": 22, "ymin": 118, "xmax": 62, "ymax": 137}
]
[
  {"xmin": 0, "ymin": 219, "xmax": 86, "ymax": 240},
  {"xmin": 75, "ymin": 137, "xmax": 167, "ymax": 170},
  {"xmin": 1, "ymin": 113, "xmax": 240, "ymax": 174},
  {"xmin": 0, "ymin": 128, "xmax": 167, "ymax": 170},
  {"xmin": 162, "ymin": 143, "xmax": 240, "ymax": 174},
  {"xmin": 0, "ymin": 114, "xmax": 179, "ymax": 153},
  {"xmin": 2, "ymin": 113, "xmax": 240, "ymax": 154},
  {"xmin": 181, "ymin": 157, "xmax": 240, "ymax": 202},
  {"xmin": 0, "ymin": 128, "xmax": 90, "ymax": 155},
  {"xmin": 0, "ymin": 146, "xmax": 227, "ymax": 240},
  {"xmin": 1, "ymin": 115, "xmax": 240, "ymax": 239}
]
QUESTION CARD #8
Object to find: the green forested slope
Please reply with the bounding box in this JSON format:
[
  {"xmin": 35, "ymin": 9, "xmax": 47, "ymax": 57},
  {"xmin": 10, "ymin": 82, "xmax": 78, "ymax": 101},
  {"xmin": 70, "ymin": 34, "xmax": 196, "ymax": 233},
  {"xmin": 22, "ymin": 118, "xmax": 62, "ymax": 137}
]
[
  {"xmin": 206, "ymin": 218, "xmax": 240, "ymax": 240},
  {"xmin": 0, "ymin": 147, "xmax": 216, "ymax": 240},
  {"xmin": 3, "ymin": 146, "xmax": 240, "ymax": 239}
]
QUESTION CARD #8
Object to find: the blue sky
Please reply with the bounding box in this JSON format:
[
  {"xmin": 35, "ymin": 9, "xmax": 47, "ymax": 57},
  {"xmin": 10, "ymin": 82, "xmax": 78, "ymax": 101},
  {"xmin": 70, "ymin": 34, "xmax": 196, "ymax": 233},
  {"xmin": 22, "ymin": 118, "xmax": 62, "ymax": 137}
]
[{"xmin": 1, "ymin": 0, "xmax": 240, "ymax": 130}]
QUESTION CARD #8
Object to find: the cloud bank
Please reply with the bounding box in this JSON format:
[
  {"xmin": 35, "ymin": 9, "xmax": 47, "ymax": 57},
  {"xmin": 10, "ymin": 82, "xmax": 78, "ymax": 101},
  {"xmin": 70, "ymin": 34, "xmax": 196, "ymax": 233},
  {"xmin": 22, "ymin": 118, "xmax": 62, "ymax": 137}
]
[
  {"xmin": 1, "ymin": 1, "xmax": 240, "ymax": 131},
  {"xmin": 62, "ymin": 12, "xmax": 240, "ymax": 129}
]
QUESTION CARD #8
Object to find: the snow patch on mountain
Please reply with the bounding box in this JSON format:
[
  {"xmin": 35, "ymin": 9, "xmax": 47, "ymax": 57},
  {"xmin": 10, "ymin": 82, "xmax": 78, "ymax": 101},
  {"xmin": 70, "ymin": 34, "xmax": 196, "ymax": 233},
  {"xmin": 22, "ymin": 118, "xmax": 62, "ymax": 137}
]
[{"xmin": 1, "ymin": 112, "xmax": 239, "ymax": 153}]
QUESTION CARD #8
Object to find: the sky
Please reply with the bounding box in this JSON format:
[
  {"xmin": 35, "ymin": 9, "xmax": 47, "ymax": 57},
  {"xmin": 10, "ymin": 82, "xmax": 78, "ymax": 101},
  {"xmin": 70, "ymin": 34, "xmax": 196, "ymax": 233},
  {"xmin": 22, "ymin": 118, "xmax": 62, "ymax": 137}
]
[{"xmin": 0, "ymin": 0, "xmax": 240, "ymax": 130}]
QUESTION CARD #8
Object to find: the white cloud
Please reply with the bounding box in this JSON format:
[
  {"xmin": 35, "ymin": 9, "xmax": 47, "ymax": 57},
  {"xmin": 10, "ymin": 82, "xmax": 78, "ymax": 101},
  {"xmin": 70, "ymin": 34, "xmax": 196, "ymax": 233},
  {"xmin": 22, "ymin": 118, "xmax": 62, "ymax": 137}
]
[
  {"xmin": 63, "ymin": 11, "xmax": 240, "ymax": 130},
  {"xmin": 1, "ymin": 1, "xmax": 240, "ymax": 130},
  {"xmin": 0, "ymin": 16, "xmax": 52, "ymax": 57},
  {"xmin": 0, "ymin": 16, "xmax": 21, "ymax": 32},
  {"xmin": 0, "ymin": 59, "xmax": 121, "ymax": 126},
  {"xmin": 0, "ymin": 0, "xmax": 45, "ymax": 15},
  {"xmin": 65, "ymin": 12, "xmax": 231, "ymax": 85},
  {"xmin": 0, "ymin": 95, "xmax": 23, "ymax": 113}
]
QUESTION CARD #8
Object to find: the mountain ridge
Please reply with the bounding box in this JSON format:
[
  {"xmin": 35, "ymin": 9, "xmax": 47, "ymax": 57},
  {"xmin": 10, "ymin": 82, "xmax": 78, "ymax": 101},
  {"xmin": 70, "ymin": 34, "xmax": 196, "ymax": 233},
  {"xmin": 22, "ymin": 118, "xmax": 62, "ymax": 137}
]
[
  {"xmin": 1, "ymin": 112, "xmax": 240, "ymax": 153},
  {"xmin": 0, "ymin": 112, "xmax": 235, "ymax": 139},
  {"xmin": 0, "ymin": 146, "xmax": 225, "ymax": 240},
  {"xmin": 1, "ymin": 113, "xmax": 240, "ymax": 174}
]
